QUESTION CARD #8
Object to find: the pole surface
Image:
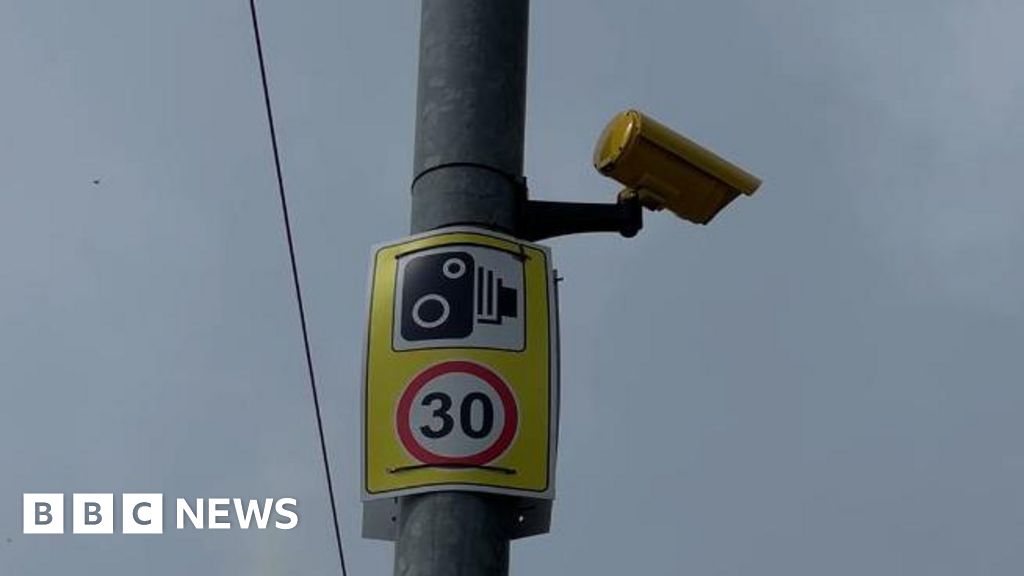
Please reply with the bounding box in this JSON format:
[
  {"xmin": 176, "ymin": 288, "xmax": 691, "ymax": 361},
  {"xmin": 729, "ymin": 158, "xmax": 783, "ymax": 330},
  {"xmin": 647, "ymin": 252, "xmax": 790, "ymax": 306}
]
[
  {"xmin": 410, "ymin": 0, "xmax": 529, "ymax": 236},
  {"xmin": 397, "ymin": 0, "xmax": 529, "ymax": 575}
]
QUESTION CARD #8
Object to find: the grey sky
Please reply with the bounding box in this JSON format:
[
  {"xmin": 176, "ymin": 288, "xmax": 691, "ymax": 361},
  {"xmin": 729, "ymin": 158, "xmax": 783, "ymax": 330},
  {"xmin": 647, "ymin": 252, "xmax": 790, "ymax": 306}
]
[{"xmin": 2, "ymin": 0, "xmax": 1022, "ymax": 574}]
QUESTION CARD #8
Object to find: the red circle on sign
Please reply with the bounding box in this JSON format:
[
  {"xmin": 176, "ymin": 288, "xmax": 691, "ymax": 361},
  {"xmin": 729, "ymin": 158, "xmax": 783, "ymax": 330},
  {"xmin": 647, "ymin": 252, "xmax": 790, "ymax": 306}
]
[{"xmin": 396, "ymin": 360, "xmax": 519, "ymax": 466}]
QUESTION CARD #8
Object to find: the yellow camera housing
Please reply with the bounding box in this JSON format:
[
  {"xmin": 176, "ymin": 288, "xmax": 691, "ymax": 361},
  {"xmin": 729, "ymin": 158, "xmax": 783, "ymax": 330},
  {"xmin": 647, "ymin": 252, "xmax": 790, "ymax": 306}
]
[{"xmin": 594, "ymin": 110, "xmax": 761, "ymax": 224}]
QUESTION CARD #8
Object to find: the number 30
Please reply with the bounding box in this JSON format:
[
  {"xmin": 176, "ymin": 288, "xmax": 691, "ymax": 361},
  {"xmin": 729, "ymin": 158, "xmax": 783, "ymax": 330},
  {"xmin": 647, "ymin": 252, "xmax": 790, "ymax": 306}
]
[{"xmin": 419, "ymin": 392, "xmax": 494, "ymax": 439}]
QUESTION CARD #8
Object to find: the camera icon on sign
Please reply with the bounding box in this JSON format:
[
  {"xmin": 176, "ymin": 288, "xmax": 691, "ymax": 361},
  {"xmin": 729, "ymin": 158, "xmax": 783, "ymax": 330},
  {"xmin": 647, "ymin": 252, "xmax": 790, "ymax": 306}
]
[{"xmin": 399, "ymin": 250, "xmax": 519, "ymax": 343}]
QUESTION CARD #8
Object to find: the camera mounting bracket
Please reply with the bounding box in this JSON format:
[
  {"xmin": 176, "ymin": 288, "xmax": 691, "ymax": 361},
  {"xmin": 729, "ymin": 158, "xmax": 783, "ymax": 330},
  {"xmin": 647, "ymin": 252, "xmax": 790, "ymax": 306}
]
[{"xmin": 520, "ymin": 194, "xmax": 642, "ymax": 241}]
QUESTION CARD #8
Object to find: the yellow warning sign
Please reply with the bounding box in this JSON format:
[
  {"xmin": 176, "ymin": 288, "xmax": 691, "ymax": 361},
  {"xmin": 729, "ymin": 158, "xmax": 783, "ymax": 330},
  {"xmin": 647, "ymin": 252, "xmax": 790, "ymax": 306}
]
[{"xmin": 362, "ymin": 227, "xmax": 557, "ymax": 499}]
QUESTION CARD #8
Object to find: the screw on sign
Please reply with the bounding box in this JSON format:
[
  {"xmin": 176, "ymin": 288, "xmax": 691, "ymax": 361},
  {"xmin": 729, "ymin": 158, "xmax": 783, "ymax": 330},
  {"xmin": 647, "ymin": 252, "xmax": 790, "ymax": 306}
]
[{"xmin": 396, "ymin": 361, "xmax": 518, "ymax": 468}]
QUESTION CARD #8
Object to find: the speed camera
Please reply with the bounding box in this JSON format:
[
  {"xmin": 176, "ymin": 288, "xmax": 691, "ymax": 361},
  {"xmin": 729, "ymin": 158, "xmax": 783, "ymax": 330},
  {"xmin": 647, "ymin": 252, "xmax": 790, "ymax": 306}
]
[{"xmin": 593, "ymin": 109, "xmax": 761, "ymax": 224}]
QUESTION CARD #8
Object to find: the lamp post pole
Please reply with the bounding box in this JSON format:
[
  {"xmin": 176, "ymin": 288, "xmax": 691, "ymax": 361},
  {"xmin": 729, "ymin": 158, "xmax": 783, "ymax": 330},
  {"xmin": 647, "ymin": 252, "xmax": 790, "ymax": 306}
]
[{"xmin": 395, "ymin": 1, "xmax": 529, "ymax": 575}]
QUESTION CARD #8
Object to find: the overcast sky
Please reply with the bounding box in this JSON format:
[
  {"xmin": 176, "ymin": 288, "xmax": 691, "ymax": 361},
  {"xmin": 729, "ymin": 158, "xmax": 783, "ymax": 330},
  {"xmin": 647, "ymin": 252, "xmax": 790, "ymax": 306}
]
[{"xmin": 2, "ymin": 0, "xmax": 1023, "ymax": 574}]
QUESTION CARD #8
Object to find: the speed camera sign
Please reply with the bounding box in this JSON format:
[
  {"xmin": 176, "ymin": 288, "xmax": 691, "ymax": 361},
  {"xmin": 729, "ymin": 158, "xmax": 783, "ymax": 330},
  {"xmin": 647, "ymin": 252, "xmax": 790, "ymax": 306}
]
[
  {"xmin": 362, "ymin": 227, "xmax": 557, "ymax": 502},
  {"xmin": 393, "ymin": 245, "xmax": 525, "ymax": 351}
]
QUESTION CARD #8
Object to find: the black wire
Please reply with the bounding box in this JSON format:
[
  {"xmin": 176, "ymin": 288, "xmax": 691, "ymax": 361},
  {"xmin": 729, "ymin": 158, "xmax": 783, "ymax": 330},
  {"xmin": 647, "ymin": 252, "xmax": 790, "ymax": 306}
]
[{"xmin": 246, "ymin": 2, "xmax": 348, "ymax": 575}]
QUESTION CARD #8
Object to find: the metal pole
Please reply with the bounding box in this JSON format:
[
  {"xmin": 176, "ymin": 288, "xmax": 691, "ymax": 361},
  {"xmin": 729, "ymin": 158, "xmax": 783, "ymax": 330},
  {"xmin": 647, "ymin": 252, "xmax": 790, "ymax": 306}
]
[
  {"xmin": 409, "ymin": 0, "xmax": 529, "ymax": 236},
  {"xmin": 396, "ymin": 0, "xmax": 529, "ymax": 575}
]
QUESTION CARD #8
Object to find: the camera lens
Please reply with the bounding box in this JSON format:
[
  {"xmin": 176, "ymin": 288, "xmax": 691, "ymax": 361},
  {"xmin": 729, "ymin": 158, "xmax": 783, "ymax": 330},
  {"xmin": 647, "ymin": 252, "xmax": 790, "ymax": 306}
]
[
  {"xmin": 411, "ymin": 293, "xmax": 450, "ymax": 329},
  {"xmin": 442, "ymin": 257, "xmax": 467, "ymax": 279}
]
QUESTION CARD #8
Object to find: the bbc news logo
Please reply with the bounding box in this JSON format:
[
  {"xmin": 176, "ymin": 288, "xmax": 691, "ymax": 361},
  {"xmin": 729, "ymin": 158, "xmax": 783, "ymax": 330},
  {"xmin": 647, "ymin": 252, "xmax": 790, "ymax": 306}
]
[{"xmin": 23, "ymin": 494, "xmax": 299, "ymax": 534}]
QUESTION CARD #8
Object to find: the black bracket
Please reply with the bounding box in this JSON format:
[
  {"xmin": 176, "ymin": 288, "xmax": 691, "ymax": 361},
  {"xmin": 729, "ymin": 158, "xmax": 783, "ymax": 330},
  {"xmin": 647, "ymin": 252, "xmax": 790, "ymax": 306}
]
[{"xmin": 521, "ymin": 195, "xmax": 642, "ymax": 241}]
